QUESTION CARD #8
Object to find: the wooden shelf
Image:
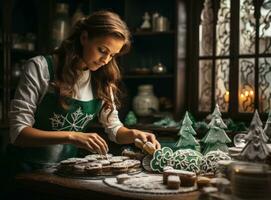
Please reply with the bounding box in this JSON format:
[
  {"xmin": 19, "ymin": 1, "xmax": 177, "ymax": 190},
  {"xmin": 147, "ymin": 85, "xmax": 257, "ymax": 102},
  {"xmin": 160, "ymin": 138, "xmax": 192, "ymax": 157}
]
[
  {"xmin": 123, "ymin": 74, "xmax": 173, "ymax": 79},
  {"xmin": 133, "ymin": 30, "xmax": 175, "ymax": 36},
  {"xmin": 87, "ymin": 123, "xmax": 179, "ymax": 135},
  {"xmin": 129, "ymin": 124, "xmax": 179, "ymax": 134},
  {"xmin": 11, "ymin": 49, "xmax": 40, "ymax": 57}
]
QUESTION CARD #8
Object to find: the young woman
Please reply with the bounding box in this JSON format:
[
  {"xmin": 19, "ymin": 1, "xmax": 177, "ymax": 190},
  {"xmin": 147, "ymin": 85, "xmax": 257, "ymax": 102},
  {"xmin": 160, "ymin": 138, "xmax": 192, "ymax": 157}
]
[{"xmin": 9, "ymin": 11, "xmax": 160, "ymax": 169}]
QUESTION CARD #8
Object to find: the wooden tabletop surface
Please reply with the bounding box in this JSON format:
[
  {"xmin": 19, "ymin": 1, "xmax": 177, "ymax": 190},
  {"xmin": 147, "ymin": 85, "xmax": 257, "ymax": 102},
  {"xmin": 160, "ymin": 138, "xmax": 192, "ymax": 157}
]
[{"xmin": 14, "ymin": 168, "xmax": 200, "ymax": 200}]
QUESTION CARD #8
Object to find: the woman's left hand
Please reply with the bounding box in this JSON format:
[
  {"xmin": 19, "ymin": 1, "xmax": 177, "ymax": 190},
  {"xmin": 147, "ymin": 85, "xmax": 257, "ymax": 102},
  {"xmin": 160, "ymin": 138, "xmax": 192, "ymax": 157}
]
[{"xmin": 132, "ymin": 129, "xmax": 161, "ymax": 149}]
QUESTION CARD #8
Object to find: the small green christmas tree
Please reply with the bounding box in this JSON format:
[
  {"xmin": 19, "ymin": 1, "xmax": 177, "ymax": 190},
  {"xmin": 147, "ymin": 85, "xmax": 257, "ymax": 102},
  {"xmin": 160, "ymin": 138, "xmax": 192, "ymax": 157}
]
[
  {"xmin": 263, "ymin": 111, "xmax": 271, "ymax": 143},
  {"xmin": 208, "ymin": 104, "xmax": 227, "ymax": 129},
  {"xmin": 247, "ymin": 110, "xmax": 268, "ymax": 142},
  {"xmin": 201, "ymin": 104, "xmax": 231, "ymax": 154},
  {"xmin": 201, "ymin": 126, "xmax": 231, "ymax": 155},
  {"xmin": 124, "ymin": 111, "xmax": 137, "ymax": 126},
  {"xmin": 175, "ymin": 112, "xmax": 200, "ymax": 151}
]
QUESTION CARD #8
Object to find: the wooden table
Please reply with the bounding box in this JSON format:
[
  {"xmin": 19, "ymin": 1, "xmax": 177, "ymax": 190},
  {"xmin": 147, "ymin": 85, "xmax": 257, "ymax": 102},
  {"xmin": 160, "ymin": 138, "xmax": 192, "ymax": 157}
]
[{"xmin": 13, "ymin": 168, "xmax": 200, "ymax": 200}]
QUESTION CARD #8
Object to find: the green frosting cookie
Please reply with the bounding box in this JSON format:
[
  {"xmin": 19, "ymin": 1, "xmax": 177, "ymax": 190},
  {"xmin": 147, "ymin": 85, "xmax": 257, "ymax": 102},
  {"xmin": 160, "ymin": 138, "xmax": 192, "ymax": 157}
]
[
  {"xmin": 173, "ymin": 149, "xmax": 203, "ymax": 173},
  {"xmin": 150, "ymin": 147, "xmax": 174, "ymax": 172},
  {"xmin": 150, "ymin": 147, "xmax": 203, "ymax": 173}
]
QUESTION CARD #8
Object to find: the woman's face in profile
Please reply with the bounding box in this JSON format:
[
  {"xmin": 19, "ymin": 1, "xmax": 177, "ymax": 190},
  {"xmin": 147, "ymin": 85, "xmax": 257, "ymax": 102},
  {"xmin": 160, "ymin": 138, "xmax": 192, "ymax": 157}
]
[{"xmin": 80, "ymin": 32, "xmax": 124, "ymax": 71}]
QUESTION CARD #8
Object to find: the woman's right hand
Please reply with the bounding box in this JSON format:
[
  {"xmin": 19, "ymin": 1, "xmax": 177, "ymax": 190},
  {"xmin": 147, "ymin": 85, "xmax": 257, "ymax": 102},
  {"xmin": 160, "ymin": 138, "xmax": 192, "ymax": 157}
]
[{"xmin": 69, "ymin": 132, "xmax": 109, "ymax": 155}]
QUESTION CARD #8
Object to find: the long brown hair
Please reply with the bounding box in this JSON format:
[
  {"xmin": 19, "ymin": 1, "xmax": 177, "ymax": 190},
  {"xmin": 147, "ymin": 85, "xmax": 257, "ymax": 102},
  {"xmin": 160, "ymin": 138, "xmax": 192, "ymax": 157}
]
[{"xmin": 52, "ymin": 11, "xmax": 131, "ymax": 120}]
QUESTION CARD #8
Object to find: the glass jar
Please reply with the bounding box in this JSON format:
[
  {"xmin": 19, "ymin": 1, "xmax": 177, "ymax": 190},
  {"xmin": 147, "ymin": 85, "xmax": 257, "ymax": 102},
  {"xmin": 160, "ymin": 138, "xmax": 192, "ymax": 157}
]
[
  {"xmin": 51, "ymin": 3, "xmax": 70, "ymax": 49},
  {"xmin": 132, "ymin": 84, "xmax": 159, "ymax": 117}
]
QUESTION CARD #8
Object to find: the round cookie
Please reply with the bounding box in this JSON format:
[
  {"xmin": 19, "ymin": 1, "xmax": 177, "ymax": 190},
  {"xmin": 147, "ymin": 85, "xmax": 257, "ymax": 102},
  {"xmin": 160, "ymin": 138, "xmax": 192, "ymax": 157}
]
[
  {"xmin": 123, "ymin": 159, "xmax": 141, "ymax": 168},
  {"xmin": 85, "ymin": 163, "xmax": 102, "ymax": 175},
  {"xmin": 73, "ymin": 158, "xmax": 89, "ymax": 164},
  {"xmin": 58, "ymin": 157, "xmax": 87, "ymax": 173},
  {"xmin": 122, "ymin": 149, "xmax": 145, "ymax": 160},
  {"xmin": 111, "ymin": 162, "xmax": 129, "ymax": 174},
  {"xmin": 113, "ymin": 156, "xmax": 130, "ymax": 161},
  {"xmin": 173, "ymin": 149, "xmax": 203, "ymax": 174},
  {"xmin": 84, "ymin": 155, "xmax": 98, "ymax": 162},
  {"xmin": 116, "ymin": 173, "xmax": 130, "ymax": 184},
  {"xmin": 60, "ymin": 158, "xmax": 78, "ymax": 165},
  {"xmin": 143, "ymin": 142, "xmax": 156, "ymax": 155},
  {"xmin": 72, "ymin": 164, "xmax": 86, "ymax": 175},
  {"xmin": 108, "ymin": 157, "xmax": 123, "ymax": 164},
  {"xmin": 142, "ymin": 155, "xmax": 152, "ymax": 172},
  {"xmin": 200, "ymin": 150, "xmax": 231, "ymax": 175},
  {"xmin": 97, "ymin": 160, "xmax": 111, "ymax": 166},
  {"xmin": 101, "ymin": 165, "xmax": 112, "ymax": 175}
]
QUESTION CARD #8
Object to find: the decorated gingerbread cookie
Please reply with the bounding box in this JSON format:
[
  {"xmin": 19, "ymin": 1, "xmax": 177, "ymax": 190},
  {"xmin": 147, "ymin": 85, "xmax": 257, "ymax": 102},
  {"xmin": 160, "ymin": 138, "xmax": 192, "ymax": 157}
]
[
  {"xmin": 173, "ymin": 149, "xmax": 203, "ymax": 174},
  {"xmin": 57, "ymin": 153, "xmax": 142, "ymax": 177},
  {"xmin": 150, "ymin": 147, "xmax": 174, "ymax": 172},
  {"xmin": 200, "ymin": 150, "xmax": 231, "ymax": 174}
]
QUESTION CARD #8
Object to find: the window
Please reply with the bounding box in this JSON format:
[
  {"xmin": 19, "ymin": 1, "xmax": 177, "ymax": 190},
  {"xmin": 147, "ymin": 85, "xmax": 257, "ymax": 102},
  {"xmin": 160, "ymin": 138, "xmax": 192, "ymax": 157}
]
[{"xmin": 187, "ymin": 0, "xmax": 271, "ymax": 119}]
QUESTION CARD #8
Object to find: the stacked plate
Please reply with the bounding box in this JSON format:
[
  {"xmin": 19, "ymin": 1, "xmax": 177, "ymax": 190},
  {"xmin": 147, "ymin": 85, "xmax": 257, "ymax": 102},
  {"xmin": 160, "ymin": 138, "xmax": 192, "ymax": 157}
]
[{"xmin": 231, "ymin": 162, "xmax": 271, "ymax": 200}]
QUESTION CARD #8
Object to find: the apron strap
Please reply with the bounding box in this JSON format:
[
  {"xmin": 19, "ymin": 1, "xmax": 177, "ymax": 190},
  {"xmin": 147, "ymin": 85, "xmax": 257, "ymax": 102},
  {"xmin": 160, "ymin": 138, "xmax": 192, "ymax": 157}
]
[{"xmin": 44, "ymin": 55, "xmax": 55, "ymax": 81}]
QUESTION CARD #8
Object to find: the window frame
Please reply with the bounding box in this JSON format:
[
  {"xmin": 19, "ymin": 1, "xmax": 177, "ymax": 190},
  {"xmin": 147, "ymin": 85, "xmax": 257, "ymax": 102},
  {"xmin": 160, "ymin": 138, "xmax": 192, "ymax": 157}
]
[{"xmin": 186, "ymin": 0, "xmax": 271, "ymax": 121}]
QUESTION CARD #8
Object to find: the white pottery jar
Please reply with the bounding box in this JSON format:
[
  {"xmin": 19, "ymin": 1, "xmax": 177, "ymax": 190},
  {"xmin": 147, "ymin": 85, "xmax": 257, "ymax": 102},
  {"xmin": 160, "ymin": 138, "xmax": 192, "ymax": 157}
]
[{"xmin": 133, "ymin": 85, "xmax": 159, "ymax": 116}]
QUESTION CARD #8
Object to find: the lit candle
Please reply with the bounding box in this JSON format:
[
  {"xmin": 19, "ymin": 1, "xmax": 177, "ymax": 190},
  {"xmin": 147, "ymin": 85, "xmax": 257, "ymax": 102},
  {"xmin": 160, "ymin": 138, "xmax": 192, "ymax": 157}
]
[
  {"xmin": 245, "ymin": 91, "xmax": 249, "ymax": 97},
  {"xmin": 224, "ymin": 91, "xmax": 230, "ymax": 102}
]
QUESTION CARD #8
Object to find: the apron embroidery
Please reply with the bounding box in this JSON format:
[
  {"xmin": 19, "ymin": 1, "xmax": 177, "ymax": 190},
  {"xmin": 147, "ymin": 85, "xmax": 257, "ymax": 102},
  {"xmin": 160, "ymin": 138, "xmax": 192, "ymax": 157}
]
[{"xmin": 49, "ymin": 107, "xmax": 94, "ymax": 131}]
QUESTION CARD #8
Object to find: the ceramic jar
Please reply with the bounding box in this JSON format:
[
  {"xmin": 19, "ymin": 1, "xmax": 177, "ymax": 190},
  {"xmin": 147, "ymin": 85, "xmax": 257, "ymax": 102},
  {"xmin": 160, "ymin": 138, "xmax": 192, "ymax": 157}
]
[{"xmin": 133, "ymin": 85, "xmax": 159, "ymax": 116}]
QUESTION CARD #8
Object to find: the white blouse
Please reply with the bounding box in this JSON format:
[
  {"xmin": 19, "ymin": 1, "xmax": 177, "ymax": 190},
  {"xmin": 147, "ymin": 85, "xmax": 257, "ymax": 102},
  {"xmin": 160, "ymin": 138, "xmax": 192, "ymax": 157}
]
[{"xmin": 9, "ymin": 56, "xmax": 123, "ymax": 144}]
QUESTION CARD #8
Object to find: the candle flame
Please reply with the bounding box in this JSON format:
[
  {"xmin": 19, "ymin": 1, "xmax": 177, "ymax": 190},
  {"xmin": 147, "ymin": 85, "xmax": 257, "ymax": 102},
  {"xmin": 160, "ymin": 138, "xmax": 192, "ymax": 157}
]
[{"xmin": 245, "ymin": 91, "xmax": 249, "ymax": 97}]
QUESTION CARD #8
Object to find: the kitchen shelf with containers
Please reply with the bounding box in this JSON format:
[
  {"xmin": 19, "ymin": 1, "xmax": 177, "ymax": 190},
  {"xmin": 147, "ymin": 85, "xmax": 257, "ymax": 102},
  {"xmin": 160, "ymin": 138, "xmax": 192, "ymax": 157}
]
[{"xmin": 0, "ymin": 0, "xmax": 185, "ymax": 128}]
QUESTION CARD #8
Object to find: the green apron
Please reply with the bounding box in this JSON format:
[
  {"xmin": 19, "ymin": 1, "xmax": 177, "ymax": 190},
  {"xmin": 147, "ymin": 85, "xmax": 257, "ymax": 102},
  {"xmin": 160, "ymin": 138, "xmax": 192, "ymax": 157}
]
[{"xmin": 19, "ymin": 55, "xmax": 102, "ymax": 167}]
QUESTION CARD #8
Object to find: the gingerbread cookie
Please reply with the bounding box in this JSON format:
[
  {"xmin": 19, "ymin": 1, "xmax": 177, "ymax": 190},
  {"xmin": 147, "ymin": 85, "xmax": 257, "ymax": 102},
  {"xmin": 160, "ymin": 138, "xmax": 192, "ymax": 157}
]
[
  {"xmin": 163, "ymin": 168, "xmax": 197, "ymax": 187},
  {"xmin": 57, "ymin": 153, "xmax": 142, "ymax": 177},
  {"xmin": 111, "ymin": 162, "xmax": 129, "ymax": 174},
  {"xmin": 167, "ymin": 175, "xmax": 181, "ymax": 189},
  {"xmin": 134, "ymin": 138, "xmax": 156, "ymax": 155},
  {"xmin": 116, "ymin": 173, "xmax": 131, "ymax": 184},
  {"xmin": 85, "ymin": 163, "xmax": 102, "ymax": 175}
]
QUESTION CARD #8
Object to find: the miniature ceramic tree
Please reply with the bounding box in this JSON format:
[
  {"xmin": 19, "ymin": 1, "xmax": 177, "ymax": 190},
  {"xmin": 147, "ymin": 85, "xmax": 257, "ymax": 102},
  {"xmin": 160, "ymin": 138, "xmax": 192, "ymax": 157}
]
[
  {"xmin": 247, "ymin": 110, "xmax": 268, "ymax": 142},
  {"xmin": 175, "ymin": 112, "xmax": 199, "ymax": 151},
  {"xmin": 201, "ymin": 126, "xmax": 231, "ymax": 155},
  {"xmin": 240, "ymin": 126, "xmax": 271, "ymax": 162},
  {"xmin": 208, "ymin": 104, "xmax": 227, "ymax": 129},
  {"xmin": 263, "ymin": 111, "xmax": 271, "ymax": 143},
  {"xmin": 124, "ymin": 111, "xmax": 137, "ymax": 126}
]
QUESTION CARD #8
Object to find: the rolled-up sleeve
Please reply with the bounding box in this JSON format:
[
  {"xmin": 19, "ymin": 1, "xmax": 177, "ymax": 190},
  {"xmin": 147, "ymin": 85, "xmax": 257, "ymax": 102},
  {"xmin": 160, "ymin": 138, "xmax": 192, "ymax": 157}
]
[
  {"xmin": 98, "ymin": 89, "xmax": 123, "ymax": 143},
  {"xmin": 9, "ymin": 56, "xmax": 49, "ymax": 143}
]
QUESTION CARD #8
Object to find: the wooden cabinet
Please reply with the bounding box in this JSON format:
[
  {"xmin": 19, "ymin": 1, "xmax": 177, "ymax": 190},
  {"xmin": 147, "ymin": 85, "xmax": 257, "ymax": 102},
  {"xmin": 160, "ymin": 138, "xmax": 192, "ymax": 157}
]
[
  {"xmin": 0, "ymin": 0, "xmax": 52, "ymax": 128},
  {"xmin": 0, "ymin": 0, "xmax": 187, "ymax": 128}
]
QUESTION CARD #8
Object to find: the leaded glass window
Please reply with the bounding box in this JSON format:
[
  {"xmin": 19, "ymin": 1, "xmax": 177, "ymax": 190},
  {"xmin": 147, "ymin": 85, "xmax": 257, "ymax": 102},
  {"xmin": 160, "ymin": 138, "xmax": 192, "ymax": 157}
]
[
  {"xmin": 192, "ymin": 0, "xmax": 271, "ymax": 117},
  {"xmin": 198, "ymin": 0, "xmax": 230, "ymax": 113}
]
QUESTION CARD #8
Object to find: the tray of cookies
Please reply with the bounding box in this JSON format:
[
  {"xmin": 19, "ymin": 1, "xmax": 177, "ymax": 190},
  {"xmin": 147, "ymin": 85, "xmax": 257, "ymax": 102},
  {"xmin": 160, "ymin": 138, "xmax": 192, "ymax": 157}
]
[
  {"xmin": 103, "ymin": 171, "xmax": 198, "ymax": 194},
  {"xmin": 55, "ymin": 154, "xmax": 142, "ymax": 179}
]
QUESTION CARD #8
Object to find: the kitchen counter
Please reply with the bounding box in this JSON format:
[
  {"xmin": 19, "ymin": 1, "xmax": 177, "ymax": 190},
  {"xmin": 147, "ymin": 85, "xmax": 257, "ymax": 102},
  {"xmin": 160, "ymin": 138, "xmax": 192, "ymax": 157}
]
[{"xmin": 13, "ymin": 168, "xmax": 200, "ymax": 200}]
